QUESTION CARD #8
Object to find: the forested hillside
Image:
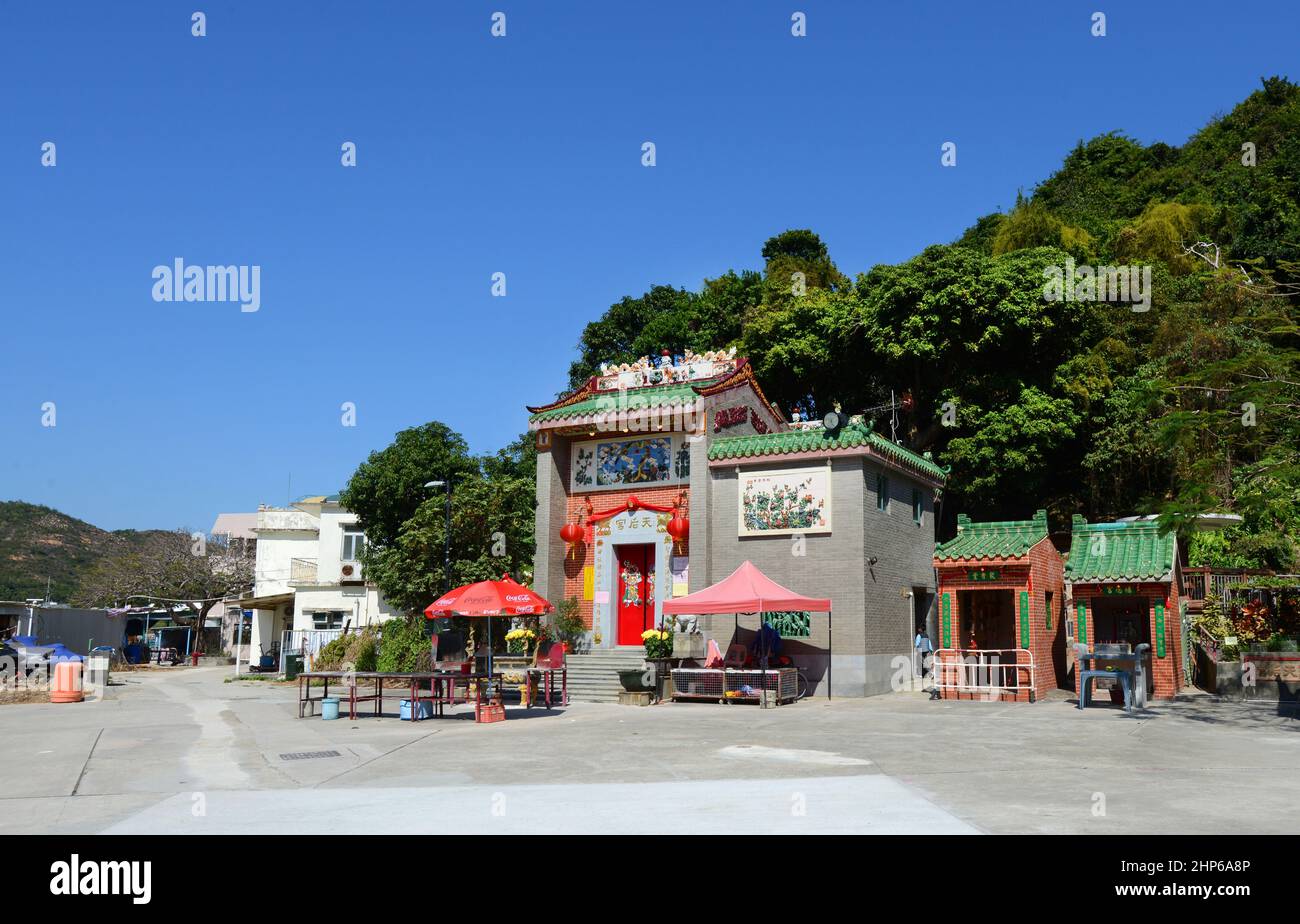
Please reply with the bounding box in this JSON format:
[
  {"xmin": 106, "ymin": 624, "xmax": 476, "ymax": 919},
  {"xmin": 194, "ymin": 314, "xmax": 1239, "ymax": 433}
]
[
  {"xmin": 564, "ymin": 77, "xmax": 1300, "ymax": 570},
  {"xmin": 0, "ymin": 501, "xmax": 171, "ymax": 603}
]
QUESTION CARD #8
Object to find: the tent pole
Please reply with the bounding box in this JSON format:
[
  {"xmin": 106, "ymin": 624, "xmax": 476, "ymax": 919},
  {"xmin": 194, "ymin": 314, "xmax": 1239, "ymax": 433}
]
[{"xmin": 828, "ymin": 609, "xmax": 833, "ymax": 700}]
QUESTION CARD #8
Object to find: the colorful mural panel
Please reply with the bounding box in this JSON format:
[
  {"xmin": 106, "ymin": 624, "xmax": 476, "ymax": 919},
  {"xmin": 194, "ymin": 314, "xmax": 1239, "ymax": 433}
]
[
  {"xmin": 571, "ymin": 436, "xmax": 684, "ymax": 492},
  {"xmin": 738, "ymin": 465, "xmax": 832, "ymax": 536}
]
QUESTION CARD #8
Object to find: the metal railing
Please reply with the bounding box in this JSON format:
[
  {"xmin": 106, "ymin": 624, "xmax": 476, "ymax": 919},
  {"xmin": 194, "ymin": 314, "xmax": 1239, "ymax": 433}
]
[
  {"xmin": 1182, "ymin": 567, "xmax": 1266, "ymax": 601},
  {"xmin": 281, "ymin": 628, "xmax": 343, "ymax": 670},
  {"xmin": 932, "ymin": 648, "xmax": 1035, "ymax": 699}
]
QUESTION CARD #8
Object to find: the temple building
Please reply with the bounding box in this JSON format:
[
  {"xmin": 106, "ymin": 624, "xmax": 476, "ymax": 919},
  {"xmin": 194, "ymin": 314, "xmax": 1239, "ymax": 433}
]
[
  {"xmin": 932, "ymin": 511, "xmax": 1067, "ymax": 702},
  {"xmin": 527, "ymin": 350, "xmax": 946, "ymax": 697},
  {"xmin": 1065, "ymin": 516, "xmax": 1185, "ymax": 699}
]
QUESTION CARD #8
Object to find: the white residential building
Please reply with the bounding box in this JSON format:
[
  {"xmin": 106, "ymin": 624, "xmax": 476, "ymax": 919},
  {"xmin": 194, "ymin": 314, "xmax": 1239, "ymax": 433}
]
[
  {"xmin": 210, "ymin": 512, "xmax": 259, "ymax": 658},
  {"xmin": 238, "ymin": 494, "xmax": 396, "ymax": 670}
]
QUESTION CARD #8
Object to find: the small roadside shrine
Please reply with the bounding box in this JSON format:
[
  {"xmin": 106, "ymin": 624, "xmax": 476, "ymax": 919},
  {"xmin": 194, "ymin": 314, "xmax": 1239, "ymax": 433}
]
[
  {"xmin": 932, "ymin": 510, "xmax": 1065, "ymax": 702},
  {"xmin": 1065, "ymin": 517, "xmax": 1184, "ymax": 699}
]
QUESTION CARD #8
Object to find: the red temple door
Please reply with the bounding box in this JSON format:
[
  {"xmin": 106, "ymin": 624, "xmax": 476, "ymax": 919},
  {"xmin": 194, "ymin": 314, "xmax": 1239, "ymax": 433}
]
[{"xmin": 616, "ymin": 544, "xmax": 655, "ymax": 646}]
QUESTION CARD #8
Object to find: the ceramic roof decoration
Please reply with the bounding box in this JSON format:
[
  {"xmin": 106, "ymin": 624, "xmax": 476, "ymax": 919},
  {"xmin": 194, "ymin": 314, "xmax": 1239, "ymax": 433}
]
[
  {"xmin": 527, "ymin": 355, "xmax": 783, "ymax": 429},
  {"xmin": 1064, "ymin": 515, "xmax": 1177, "ymax": 583},
  {"xmin": 707, "ymin": 419, "xmax": 947, "ymax": 483},
  {"xmin": 934, "ymin": 510, "xmax": 1050, "ymax": 562}
]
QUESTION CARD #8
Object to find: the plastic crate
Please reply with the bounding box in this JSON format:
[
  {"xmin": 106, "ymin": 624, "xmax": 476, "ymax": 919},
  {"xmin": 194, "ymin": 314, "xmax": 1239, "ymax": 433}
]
[{"xmin": 475, "ymin": 702, "xmax": 506, "ymax": 723}]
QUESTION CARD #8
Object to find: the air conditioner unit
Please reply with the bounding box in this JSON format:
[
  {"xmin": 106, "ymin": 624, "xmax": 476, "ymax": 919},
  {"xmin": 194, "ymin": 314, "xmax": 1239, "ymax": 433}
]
[{"xmin": 340, "ymin": 563, "xmax": 363, "ymax": 584}]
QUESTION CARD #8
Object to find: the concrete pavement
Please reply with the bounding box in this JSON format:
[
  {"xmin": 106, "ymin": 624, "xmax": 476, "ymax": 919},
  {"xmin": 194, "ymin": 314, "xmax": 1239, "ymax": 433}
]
[{"xmin": 1, "ymin": 665, "xmax": 1297, "ymax": 834}]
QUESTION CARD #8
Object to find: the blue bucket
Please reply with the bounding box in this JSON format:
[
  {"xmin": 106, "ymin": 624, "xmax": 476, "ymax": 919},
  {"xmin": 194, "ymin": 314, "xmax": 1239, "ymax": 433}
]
[
  {"xmin": 321, "ymin": 697, "xmax": 340, "ymax": 721},
  {"xmin": 400, "ymin": 699, "xmax": 434, "ymax": 721}
]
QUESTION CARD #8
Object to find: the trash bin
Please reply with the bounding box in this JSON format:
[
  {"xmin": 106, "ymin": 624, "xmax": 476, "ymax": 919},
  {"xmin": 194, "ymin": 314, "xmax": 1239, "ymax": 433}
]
[
  {"xmin": 284, "ymin": 653, "xmax": 304, "ymax": 680},
  {"xmin": 85, "ymin": 655, "xmax": 110, "ymax": 696},
  {"xmin": 321, "ymin": 696, "xmax": 340, "ymax": 720}
]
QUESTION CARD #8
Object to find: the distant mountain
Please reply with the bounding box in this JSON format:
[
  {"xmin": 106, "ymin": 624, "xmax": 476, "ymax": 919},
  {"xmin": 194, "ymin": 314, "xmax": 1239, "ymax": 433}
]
[{"xmin": 0, "ymin": 501, "xmax": 171, "ymax": 604}]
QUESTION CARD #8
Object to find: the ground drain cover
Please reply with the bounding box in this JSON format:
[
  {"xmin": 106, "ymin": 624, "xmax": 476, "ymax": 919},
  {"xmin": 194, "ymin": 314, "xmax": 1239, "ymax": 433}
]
[{"xmin": 279, "ymin": 750, "xmax": 342, "ymax": 761}]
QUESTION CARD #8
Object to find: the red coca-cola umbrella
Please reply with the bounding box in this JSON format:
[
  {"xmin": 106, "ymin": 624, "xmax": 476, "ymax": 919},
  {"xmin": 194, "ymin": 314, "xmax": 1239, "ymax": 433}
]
[{"xmin": 424, "ymin": 575, "xmax": 553, "ymax": 676}]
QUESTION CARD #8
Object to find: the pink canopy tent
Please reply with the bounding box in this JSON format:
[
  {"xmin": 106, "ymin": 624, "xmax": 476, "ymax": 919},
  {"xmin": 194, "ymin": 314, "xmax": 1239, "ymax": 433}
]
[{"xmin": 663, "ymin": 561, "xmax": 833, "ymax": 698}]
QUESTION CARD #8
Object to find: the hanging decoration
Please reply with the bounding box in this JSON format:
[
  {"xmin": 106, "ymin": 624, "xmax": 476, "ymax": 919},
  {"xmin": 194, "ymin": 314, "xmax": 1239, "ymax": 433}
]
[
  {"xmin": 559, "ymin": 521, "xmax": 584, "ymax": 559},
  {"xmin": 666, "ymin": 512, "xmax": 690, "ymax": 551},
  {"xmin": 584, "ymin": 492, "xmax": 685, "ymax": 525}
]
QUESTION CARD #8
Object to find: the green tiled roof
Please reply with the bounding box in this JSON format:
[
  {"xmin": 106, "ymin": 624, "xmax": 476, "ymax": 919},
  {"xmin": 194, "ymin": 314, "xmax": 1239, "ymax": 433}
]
[
  {"xmin": 708, "ymin": 421, "xmax": 946, "ymax": 481},
  {"xmin": 1065, "ymin": 516, "xmax": 1176, "ymax": 582},
  {"xmin": 934, "ymin": 510, "xmax": 1049, "ymax": 561},
  {"xmin": 529, "ymin": 383, "xmax": 702, "ymax": 423}
]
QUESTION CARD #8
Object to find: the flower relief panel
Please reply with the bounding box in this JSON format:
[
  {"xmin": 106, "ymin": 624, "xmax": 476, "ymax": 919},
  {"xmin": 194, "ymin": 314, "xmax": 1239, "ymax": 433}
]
[
  {"xmin": 738, "ymin": 464, "xmax": 833, "ymax": 537},
  {"xmin": 570, "ymin": 435, "xmax": 684, "ymax": 492}
]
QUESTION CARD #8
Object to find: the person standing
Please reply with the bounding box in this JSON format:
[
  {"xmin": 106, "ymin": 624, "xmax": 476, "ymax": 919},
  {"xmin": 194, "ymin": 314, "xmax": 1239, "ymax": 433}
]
[{"xmin": 914, "ymin": 626, "xmax": 934, "ymax": 679}]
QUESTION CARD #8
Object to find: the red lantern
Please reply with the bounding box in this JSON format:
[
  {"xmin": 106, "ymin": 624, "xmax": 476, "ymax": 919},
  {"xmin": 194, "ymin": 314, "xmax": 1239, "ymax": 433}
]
[
  {"xmin": 666, "ymin": 515, "xmax": 690, "ymax": 549},
  {"xmin": 560, "ymin": 522, "xmax": 583, "ymax": 558}
]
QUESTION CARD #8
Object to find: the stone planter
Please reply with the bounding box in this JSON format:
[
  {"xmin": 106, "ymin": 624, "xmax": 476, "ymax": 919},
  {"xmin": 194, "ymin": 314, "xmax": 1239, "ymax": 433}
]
[
  {"xmin": 672, "ymin": 634, "xmax": 705, "ymax": 660},
  {"xmin": 1241, "ymin": 653, "xmax": 1300, "ymax": 703},
  {"xmin": 1202, "ymin": 658, "xmax": 1243, "ymax": 697},
  {"xmin": 617, "ymin": 667, "xmax": 655, "ymax": 692}
]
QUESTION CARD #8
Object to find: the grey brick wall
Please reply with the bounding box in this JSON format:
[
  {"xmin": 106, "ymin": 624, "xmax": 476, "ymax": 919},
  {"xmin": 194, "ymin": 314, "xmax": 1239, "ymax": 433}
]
[
  {"xmin": 699, "ymin": 458, "xmax": 867, "ymax": 696},
  {"xmin": 532, "ymin": 438, "xmax": 570, "ymax": 606},
  {"xmin": 861, "ymin": 462, "xmax": 937, "ymax": 695},
  {"xmin": 693, "ymin": 455, "xmax": 937, "ymax": 697}
]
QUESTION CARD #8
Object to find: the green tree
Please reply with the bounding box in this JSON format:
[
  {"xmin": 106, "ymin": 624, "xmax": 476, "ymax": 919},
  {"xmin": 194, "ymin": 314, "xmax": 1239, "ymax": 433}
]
[
  {"xmin": 340, "ymin": 421, "xmax": 479, "ymax": 549},
  {"xmin": 566, "ymin": 285, "xmax": 696, "ymax": 388},
  {"xmin": 344, "ymin": 426, "xmax": 538, "ymax": 614},
  {"xmin": 759, "ymin": 229, "xmax": 850, "ymax": 308}
]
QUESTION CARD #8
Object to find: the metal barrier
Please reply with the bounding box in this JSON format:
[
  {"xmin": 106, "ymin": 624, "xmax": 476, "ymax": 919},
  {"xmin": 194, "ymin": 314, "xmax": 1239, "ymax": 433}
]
[
  {"xmin": 932, "ymin": 648, "xmax": 1034, "ymax": 699},
  {"xmin": 281, "ymin": 629, "xmax": 343, "ymax": 671}
]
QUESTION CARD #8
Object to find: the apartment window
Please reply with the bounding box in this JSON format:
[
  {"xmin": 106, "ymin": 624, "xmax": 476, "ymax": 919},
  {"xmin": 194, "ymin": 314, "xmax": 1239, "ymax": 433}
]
[
  {"xmin": 341, "ymin": 527, "xmax": 366, "ymax": 561},
  {"xmin": 912, "ymin": 488, "xmax": 923, "ymax": 524},
  {"xmin": 876, "ymin": 474, "xmax": 889, "ymax": 512},
  {"xmin": 312, "ymin": 611, "xmax": 345, "ymax": 630}
]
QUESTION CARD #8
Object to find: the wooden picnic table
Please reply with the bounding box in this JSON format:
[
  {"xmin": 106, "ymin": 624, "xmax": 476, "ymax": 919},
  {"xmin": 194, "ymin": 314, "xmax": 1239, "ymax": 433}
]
[{"xmin": 296, "ymin": 670, "xmax": 502, "ymax": 721}]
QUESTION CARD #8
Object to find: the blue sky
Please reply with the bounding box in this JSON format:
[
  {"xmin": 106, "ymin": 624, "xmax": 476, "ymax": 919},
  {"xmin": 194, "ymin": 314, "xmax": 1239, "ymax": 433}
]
[{"xmin": 1, "ymin": 1, "xmax": 1295, "ymax": 532}]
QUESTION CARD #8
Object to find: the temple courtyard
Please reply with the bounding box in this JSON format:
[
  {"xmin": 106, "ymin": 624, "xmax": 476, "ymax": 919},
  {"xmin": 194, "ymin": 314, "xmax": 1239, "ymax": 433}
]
[{"xmin": 1, "ymin": 666, "xmax": 1297, "ymax": 835}]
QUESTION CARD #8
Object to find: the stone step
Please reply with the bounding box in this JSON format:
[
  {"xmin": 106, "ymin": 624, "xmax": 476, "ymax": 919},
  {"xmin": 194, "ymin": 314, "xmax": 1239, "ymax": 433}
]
[{"xmin": 559, "ymin": 651, "xmax": 648, "ymax": 701}]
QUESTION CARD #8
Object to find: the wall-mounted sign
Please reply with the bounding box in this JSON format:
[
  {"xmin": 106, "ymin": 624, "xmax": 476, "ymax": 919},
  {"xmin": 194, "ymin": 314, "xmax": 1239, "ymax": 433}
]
[
  {"xmin": 1019, "ymin": 591, "xmax": 1030, "ymax": 649},
  {"xmin": 1154, "ymin": 601, "xmax": 1166, "ymax": 658},
  {"xmin": 941, "ymin": 594, "xmax": 952, "ymax": 647},
  {"xmin": 967, "ymin": 569, "xmax": 1001, "ymax": 582},
  {"xmin": 738, "ymin": 465, "xmax": 831, "ymax": 536},
  {"xmin": 1101, "ymin": 584, "xmax": 1138, "ymax": 595},
  {"xmin": 714, "ymin": 405, "xmax": 748, "ymax": 431},
  {"xmin": 750, "ymin": 407, "xmax": 769, "ymax": 434}
]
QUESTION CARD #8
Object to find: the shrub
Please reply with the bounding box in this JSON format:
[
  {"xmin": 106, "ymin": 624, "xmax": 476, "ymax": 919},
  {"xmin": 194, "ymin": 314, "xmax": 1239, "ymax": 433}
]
[
  {"xmin": 344, "ymin": 629, "xmax": 379, "ymax": 672},
  {"xmin": 376, "ymin": 616, "xmax": 429, "ymax": 673},
  {"xmin": 314, "ymin": 635, "xmax": 350, "ymax": 671},
  {"xmin": 549, "ymin": 598, "xmax": 587, "ymax": 649}
]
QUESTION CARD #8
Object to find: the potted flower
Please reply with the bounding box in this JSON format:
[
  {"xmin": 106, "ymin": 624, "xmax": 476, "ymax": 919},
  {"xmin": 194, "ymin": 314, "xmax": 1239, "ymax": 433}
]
[
  {"xmin": 641, "ymin": 627, "xmax": 673, "ymax": 660},
  {"xmin": 505, "ymin": 628, "xmax": 536, "ymax": 656}
]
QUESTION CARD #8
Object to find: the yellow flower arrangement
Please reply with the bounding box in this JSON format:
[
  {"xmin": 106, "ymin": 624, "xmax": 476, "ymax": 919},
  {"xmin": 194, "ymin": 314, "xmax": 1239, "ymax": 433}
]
[
  {"xmin": 505, "ymin": 627, "xmax": 537, "ymax": 654},
  {"xmin": 641, "ymin": 627, "xmax": 673, "ymax": 659}
]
